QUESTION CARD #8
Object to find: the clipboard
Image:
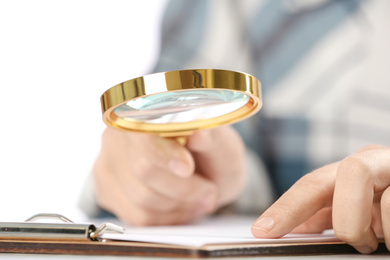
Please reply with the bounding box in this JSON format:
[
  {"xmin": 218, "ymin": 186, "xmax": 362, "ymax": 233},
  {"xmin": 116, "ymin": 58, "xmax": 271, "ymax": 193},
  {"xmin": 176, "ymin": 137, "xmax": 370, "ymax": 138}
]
[{"xmin": 0, "ymin": 213, "xmax": 388, "ymax": 258}]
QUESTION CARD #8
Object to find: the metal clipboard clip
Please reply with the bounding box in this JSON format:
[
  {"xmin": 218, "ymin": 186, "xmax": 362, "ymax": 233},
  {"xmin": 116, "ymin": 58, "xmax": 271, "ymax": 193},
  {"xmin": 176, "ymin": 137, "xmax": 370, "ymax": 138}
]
[{"xmin": 0, "ymin": 213, "xmax": 125, "ymax": 241}]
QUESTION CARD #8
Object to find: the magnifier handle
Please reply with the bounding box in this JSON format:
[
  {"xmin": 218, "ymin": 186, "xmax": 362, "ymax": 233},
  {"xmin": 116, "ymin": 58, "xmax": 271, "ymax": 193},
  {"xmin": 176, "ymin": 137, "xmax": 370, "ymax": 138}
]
[
  {"xmin": 166, "ymin": 136, "xmax": 189, "ymax": 146},
  {"xmin": 174, "ymin": 136, "xmax": 188, "ymax": 145}
]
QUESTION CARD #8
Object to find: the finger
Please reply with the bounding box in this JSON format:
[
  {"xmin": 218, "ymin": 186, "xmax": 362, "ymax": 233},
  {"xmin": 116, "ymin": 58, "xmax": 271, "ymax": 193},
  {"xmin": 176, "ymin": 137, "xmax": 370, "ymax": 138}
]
[
  {"xmin": 332, "ymin": 147, "xmax": 390, "ymax": 254},
  {"xmin": 381, "ymin": 187, "xmax": 390, "ymax": 252},
  {"xmin": 104, "ymin": 128, "xmax": 195, "ymax": 178},
  {"xmin": 129, "ymin": 162, "xmax": 218, "ymax": 214},
  {"xmin": 98, "ymin": 128, "xmax": 216, "ymax": 218},
  {"xmin": 251, "ymin": 163, "xmax": 338, "ymax": 238},
  {"xmin": 94, "ymin": 158, "xmax": 182, "ymax": 213},
  {"xmin": 120, "ymin": 174, "xmax": 185, "ymax": 212},
  {"xmin": 151, "ymin": 136, "xmax": 195, "ymax": 178},
  {"xmin": 95, "ymin": 160, "xmax": 214, "ymax": 221},
  {"xmin": 291, "ymin": 207, "xmax": 333, "ymax": 234},
  {"xmin": 100, "ymin": 180, "xmax": 204, "ymax": 226}
]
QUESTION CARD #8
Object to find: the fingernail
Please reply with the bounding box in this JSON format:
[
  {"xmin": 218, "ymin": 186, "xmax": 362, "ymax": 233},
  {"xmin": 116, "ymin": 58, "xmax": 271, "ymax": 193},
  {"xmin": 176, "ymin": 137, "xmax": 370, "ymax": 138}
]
[
  {"xmin": 355, "ymin": 246, "xmax": 373, "ymax": 254},
  {"xmin": 169, "ymin": 159, "xmax": 191, "ymax": 178},
  {"xmin": 252, "ymin": 217, "xmax": 275, "ymax": 233}
]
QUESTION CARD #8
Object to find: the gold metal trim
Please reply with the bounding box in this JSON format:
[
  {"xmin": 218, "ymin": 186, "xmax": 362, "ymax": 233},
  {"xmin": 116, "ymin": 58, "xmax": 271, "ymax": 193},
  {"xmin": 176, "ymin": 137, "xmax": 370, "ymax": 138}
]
[{"xmin": 101, "ymin": 69, "xmax": 262, "ymax": 137}]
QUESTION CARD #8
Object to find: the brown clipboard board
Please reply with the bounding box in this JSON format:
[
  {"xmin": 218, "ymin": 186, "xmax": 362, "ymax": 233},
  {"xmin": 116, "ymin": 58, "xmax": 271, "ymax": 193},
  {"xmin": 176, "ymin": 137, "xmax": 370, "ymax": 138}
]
[
  {"xmin": 0, "ymin": 238, "xmax": 389, "ymax": 257},
  {"xmin": 0, "ymin": 214, "xmax": 388, "ymax": 258}
]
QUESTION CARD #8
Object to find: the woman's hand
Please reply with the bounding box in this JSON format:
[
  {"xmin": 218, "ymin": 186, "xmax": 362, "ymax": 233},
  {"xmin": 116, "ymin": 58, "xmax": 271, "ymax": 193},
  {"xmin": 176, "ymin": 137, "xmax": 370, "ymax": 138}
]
[
  {"xmin": 93, "ymin": 126, "xmax": 246, "ymax": 226},
  {"xmin": 251, "ymin": 144, "xmax": 390, "ymax": 254}
]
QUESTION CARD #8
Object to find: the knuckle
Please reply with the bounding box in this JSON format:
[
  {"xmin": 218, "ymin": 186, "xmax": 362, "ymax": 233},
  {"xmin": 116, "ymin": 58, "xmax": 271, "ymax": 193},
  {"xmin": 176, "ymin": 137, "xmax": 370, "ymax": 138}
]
[{"xmin": 337, "ymin": 156, "xmax": 371, "ymax": 179}]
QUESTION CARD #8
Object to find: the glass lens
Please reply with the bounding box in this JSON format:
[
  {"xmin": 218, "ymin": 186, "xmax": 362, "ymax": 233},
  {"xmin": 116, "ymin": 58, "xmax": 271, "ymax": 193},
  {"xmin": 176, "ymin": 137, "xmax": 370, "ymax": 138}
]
[{"xmin": 113, "ymin": 89, "xmax": 250, "ymax": 124}]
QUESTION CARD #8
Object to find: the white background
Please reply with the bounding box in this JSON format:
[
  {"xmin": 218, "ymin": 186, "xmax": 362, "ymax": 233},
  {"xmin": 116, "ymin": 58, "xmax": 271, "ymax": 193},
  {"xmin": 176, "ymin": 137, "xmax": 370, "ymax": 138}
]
[{"xmin": 0, "ymin": 0, "xmax": 167, "ymax": 222}]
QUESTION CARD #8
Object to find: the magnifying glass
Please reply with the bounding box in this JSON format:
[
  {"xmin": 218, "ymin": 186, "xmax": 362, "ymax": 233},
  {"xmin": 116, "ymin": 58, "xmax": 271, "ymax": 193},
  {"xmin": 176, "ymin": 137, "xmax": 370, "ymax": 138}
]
[{"xmin": 100, "ymin": 69, "xmax": 262, "ymax": 143}]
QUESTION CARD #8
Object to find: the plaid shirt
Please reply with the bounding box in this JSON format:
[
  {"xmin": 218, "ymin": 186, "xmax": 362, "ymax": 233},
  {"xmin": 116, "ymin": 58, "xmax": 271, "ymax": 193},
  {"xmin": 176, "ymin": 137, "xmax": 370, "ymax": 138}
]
[
  {"xmin": 79, "ymin": 0, "xmax": 390, "ymax": 217},
  {"xmin": 152, "ymin": 0, "xmax": 390, "ymax": 196}
]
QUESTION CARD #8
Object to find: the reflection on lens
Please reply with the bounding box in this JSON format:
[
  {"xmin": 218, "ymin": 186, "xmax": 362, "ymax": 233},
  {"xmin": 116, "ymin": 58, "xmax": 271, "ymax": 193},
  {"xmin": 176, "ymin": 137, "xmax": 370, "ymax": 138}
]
[{"xmin": 113, "ymin": 89, "xmax": 250, "ymax": 124}]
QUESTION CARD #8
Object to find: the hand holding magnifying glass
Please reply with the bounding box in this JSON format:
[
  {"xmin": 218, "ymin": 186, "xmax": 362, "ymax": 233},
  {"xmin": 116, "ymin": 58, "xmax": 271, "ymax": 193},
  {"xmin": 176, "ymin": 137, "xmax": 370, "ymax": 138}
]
[{"xmin": 93, "ymin": 69, "xmax": 262, "ymax": 225}]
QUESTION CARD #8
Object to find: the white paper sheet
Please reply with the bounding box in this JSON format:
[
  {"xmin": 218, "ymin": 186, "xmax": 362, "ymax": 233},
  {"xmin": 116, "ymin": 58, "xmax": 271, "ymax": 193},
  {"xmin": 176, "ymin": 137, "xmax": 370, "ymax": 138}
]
[{"xmin": 100, "ymin": 216, "xmax": 340, "ymax": 247}]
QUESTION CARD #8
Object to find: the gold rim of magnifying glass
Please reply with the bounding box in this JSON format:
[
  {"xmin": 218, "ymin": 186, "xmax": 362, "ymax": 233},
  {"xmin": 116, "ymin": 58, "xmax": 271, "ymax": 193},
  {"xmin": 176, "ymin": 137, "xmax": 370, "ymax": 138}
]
[{"xmin": 101, "ymin": 69, "xmax": 262, "ymax": 137}]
